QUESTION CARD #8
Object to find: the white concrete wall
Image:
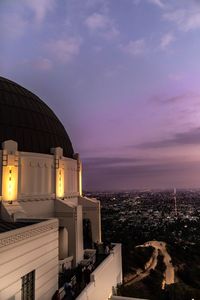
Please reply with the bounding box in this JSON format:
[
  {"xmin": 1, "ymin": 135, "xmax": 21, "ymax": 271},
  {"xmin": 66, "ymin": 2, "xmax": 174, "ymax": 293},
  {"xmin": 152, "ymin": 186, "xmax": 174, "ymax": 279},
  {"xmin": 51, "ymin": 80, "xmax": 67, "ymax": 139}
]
[
  {"xmin": 12, "ymin": 151, "xmax": 79, "ymax": 219},
  {"xmin": 0, "ymin": 219, "xmax": 59, "ymax": 300},
  {"xmin": 19, "ymin": 198, "xmax": 55, "ymax": 218},
  {"xmin": 55, "ymin": 199, "xmax": 84, "ymax": 265},
  {"xmin": 77, "ymin": 243, "xmax": 123, "ymax": 300},
  {"xmin": 18, "ymin": 151, "xmax": 79, "ymax": 201},
  {"xmin": 19, "ymin": 152, "xmax": 55, "ymax": 199},
  {"xmin": 63, "ymin": 157, "xmax": 78, "ymax": 197},
  {"xmin": 59, "ymin": 227, "xmax": 68, "ymax": 259},
  {"xmin": 79, "ymin": 196, "xmax": 102, "ymax": 243},
  {"xmin": 75, "ymin": 205, "xmax": 84, "ymax": 263}
]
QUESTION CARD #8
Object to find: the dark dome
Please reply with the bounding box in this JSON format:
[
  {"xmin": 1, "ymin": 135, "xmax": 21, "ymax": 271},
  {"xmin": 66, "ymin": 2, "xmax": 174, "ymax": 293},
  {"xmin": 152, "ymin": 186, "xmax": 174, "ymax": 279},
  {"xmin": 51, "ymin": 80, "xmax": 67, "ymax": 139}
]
[{"xmin": 0, "ymin": 76, "xmax": 74, "ymax": 158}]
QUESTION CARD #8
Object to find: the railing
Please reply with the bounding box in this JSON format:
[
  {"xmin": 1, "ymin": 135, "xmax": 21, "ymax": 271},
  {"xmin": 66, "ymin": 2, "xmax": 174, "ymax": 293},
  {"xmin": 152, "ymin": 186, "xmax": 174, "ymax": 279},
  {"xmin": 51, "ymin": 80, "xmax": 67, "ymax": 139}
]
[
  {"xmin": 76, "ymin": 244, "xmax": 122, "ymax": 300},
  {"xmin": 59, "ymin": 245, "xmax": 113, "ymax": 299}
]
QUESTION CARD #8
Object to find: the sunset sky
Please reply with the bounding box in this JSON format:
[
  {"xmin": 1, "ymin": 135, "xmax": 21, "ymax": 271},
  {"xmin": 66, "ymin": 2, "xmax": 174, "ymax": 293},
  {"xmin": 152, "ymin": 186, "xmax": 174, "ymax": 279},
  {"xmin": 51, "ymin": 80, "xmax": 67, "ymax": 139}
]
[{"xmin": 1, "ymin": 0, "xmax": 200, "ymax": 190}]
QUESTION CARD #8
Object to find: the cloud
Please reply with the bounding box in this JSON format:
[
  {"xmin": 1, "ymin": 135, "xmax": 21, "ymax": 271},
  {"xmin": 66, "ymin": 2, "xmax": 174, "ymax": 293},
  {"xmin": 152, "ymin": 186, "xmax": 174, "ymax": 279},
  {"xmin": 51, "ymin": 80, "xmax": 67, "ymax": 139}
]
[
  {"xmin": 134, "ymin": 0, "xmax": 164, "ymax": 8},
  {"xmin": 46, "ymin": 37, "xmax": 82, "ymax": 63},
  {"xmin": 136, "ymin": 127, "xmax": 200, "ymax": 149},
  {"xmin": 33, "ymin": 58, "xmax": 52, "ymax": 71},
  {"xmin": 18, "ymin": 57, "xmax": 53, "ymax": 71},
  {"xmin": 133, "ymin": 0, "xmax": 141, "ymax": 5},
  {"xmin": 24, "ymin": 0, "xmax": 55, "ymax": 23},
  {"xmin": 85, "ymin": 0, "xmax": 108, "ymax": 11},
  {"xmin": 0, "ymin": 13, "xmax": 28, "ymax": 39},
  {"xmin": 120, "ymin": 39, "xmax": 145, "ymax": 56},
  {"xmin": 0, "ymin": 0, "xmax": 55, "ymax": 41},
  {"xmin": 147, "ymin": 0, "xmax": 165, "ymax": 8},
  {"xmin": 83, "ymin": 156, "xmax": 146, "ymax": 168},
  {"xmin": 160, "ymin": 32, "xmax": 175, "ymax": 50},
  {"xmin": 163, "ymin": 7, "xmax": 200, "ymax": 32},
  {"xmin": 85, "ymin": 13, "xmax": 108, "ymax": 30},
  {"xmin": 85, "ymin": 13, "xmax": 119, "ymax": 39},
  {"xmin": 154, "ymin": 92, "xmax": 200, "ymax": 105},
  {"xmin": 101, "ymin": 26, "xmax": 119, "ymax": 39},
  {"xmin": 83, "ymin": 158, "xmax": 200, "ymax": 190}
]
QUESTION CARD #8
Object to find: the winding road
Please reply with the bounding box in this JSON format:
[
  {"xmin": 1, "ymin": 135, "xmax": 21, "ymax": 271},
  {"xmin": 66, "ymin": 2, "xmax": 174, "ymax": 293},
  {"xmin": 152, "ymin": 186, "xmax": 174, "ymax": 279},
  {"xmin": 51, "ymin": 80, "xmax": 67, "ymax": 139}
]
[{"xmin": 125, "ymin": 241, "xmax": 175, "ymax": 289}]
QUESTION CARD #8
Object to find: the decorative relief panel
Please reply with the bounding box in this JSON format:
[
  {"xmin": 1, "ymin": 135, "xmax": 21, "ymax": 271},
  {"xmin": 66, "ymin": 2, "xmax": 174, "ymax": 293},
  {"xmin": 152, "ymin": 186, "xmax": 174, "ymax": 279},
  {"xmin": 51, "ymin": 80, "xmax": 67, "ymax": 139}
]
[{"xmin": 0, "ymin": 221, "xmax": 58, "ymax": 248}]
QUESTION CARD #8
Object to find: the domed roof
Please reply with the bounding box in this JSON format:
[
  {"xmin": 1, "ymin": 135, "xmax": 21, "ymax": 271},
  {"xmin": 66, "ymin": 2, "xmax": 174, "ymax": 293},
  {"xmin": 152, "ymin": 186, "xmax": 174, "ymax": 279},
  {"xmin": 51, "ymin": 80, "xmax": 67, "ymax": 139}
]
[{"xmin": 0, "ymin": 76, "xmax": 74, "ymax": 158}]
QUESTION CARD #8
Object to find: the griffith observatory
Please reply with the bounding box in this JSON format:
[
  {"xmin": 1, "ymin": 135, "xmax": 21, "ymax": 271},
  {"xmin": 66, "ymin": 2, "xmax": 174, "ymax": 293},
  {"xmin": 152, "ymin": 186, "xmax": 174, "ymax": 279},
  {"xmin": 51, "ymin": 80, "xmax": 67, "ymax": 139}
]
[{"xmin": 0, "ymin": 77, "xmax": 123, "ymax": 300}]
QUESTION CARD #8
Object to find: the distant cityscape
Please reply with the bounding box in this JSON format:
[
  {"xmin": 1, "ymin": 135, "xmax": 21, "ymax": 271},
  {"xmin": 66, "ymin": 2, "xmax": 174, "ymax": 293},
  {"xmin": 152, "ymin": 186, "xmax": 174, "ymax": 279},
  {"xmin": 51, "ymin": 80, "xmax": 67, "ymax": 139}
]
[{"xmin": 85, "ymin": 189, "xmax": 200, "ymax": 300}]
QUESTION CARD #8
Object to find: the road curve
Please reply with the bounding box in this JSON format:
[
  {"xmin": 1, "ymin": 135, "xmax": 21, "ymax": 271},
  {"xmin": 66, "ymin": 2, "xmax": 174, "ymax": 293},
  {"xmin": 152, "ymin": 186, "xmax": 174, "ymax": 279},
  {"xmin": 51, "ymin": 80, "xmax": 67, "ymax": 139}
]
[
  {"xmin": 138, "ymin": 241, "xmax": 175, "ymax": 288},
  {"xmin": 124, "ymin": 241, "xmax": 175, "ymax": 289}
]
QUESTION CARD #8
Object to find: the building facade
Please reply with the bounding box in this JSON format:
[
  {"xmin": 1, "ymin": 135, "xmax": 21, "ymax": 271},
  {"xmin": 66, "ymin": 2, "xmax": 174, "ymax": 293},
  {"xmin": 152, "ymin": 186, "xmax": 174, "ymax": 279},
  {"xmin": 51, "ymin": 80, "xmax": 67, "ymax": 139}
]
[{"xmin": 0, "ymin": 77, "xmax": 122, "ymax": 300}]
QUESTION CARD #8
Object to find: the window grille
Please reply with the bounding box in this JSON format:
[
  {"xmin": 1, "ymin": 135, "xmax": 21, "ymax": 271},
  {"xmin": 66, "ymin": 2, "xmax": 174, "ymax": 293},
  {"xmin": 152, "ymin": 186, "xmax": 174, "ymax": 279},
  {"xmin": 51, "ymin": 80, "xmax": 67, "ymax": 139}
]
[{"xmin": 21, "ymin": 270, "xmax": 35, "ymax": 300}]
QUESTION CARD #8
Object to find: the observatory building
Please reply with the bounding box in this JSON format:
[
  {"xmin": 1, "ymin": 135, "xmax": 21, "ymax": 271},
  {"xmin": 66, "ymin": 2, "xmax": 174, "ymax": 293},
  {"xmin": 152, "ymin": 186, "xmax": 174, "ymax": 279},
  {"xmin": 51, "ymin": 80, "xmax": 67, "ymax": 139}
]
[{"xmin": 0, "ymin": 77, "xmax": 122, "ymax": 300}]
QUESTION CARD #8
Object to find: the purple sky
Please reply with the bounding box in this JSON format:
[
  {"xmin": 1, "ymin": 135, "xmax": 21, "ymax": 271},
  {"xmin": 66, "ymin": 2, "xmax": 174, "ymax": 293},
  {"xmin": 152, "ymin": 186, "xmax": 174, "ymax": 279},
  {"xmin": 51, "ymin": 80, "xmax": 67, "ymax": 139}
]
[{"xmin": 1, "ymin": 0, "xmax": 200, "ymax": 190}]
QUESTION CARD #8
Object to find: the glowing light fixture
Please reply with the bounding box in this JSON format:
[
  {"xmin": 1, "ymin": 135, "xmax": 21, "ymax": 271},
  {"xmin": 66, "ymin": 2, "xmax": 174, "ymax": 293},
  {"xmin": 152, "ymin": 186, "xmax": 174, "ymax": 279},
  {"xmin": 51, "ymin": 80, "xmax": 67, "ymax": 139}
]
[
  {"xmin": 2, "ymin": 165, "xmax": 18, "ymax": 201},
  {"xmin": 56, "ymin": 167, "xmax": 64, "ymax": 198},
  {"xmin": 78, "ymin": 161, "xmax": 82, "ymax": 196}
]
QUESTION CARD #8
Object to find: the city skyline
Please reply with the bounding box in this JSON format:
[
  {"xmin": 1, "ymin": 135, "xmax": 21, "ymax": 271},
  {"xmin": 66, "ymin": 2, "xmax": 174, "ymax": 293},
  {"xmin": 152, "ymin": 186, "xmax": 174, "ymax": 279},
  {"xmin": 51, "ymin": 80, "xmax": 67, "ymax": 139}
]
[{"xmin": 1, "ymin": 0, "xmax": 200, "ymax": 190}]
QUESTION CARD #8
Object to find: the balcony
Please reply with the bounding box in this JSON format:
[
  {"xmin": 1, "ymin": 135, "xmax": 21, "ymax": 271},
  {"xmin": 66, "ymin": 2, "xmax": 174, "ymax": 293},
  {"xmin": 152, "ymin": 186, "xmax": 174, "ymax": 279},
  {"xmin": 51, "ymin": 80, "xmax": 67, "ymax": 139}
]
[{"xmin": 58, "ymin": 243, "xmax": 122, "ymax": 300}]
